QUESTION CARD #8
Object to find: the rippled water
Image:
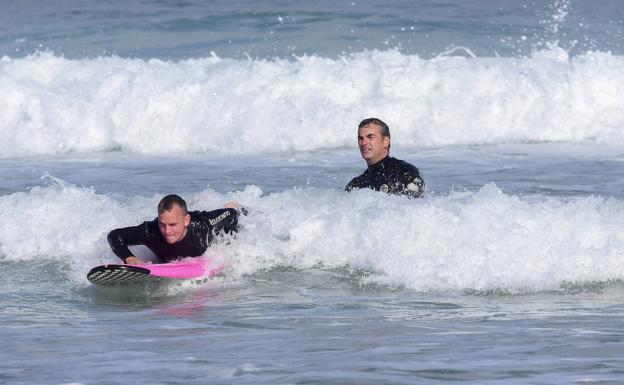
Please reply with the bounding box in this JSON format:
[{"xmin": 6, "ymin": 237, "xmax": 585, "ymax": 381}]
[{"xmin": 2, "ymin": 0, "xmax": 624, "ymax": 383}]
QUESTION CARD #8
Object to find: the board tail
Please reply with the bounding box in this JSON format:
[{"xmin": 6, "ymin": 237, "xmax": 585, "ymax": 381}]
[{"xmin": 87, "ymin": 265, "xmax": 157, "ymax": 285}]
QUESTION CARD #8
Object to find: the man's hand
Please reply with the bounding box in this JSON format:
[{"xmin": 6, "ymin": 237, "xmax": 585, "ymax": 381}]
[
  {"xmin": 225, "ymin": 201, "xmax": 248, "ymax": 215},
  {"xmin": 224, "ymin": 202, "xmax": 239, "ymax": 210},
  {"xmin": 124, "ymin": 256, "xmax": 144, "ymax": 265}
]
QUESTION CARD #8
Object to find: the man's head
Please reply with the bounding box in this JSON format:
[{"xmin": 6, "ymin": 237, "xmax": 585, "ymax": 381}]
[
  {"xmin": 157, "ymin": 194, "xmax": 191, "ymax": 244},
  {"xmin": 357, "ymin": 118, "xmax": 391, "ymax": 166}
]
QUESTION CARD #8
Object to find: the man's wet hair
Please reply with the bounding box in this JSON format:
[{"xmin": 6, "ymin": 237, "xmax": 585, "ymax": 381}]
[
  {"xmin": 158, "ymin": 194, "xmax": 188, "ymax": 215},
  {"xmin": 359, "ymin": 117, "xmax": 391, "ymax": 149},
  {"xmin": 359, "ymin": 118, "xmax": 390, "ymax": 138}
]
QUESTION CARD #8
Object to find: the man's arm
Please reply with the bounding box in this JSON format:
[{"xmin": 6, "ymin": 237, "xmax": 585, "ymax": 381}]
[
  {"xmin": 398, "ymin": 164, "xmax": 425, "ymax": 198},
  {"xmin": 345, "ymin": 172, "xmax": 367, "ymax": 192},
  {"xmin": 107, "ymin": 222, "xmax": 153, "ymax": 264},
  {"xmin": 345, "ymin": 178, "xmax": 357, "ymax": 192},
  {"xmin": 200, "ymin": 208, "xmax": 239, "ymax": 241}
]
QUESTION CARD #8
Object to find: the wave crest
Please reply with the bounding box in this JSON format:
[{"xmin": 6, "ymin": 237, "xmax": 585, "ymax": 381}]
[{"xmin": 1, "ymin": 48, "xmax": 623, "ymax": 157}]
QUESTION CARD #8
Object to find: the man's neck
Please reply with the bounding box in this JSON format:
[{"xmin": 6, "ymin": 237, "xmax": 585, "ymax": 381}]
[{"xmin": 366, "ymin": 155, "xmax": 389, "ymax": 168}]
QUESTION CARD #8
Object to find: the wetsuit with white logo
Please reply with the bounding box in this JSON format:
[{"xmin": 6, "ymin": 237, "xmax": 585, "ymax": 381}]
[
  {"xmin": 107, "ymin": 208, "xmax": 238, "ymax": 263},
  {"xmin": 345, "ymin": 156, "xmax": 425, "ymax": 198}
]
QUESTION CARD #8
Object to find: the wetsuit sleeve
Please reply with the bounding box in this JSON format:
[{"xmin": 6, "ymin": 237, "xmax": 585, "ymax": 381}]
[
  {"xmin": 345, "ymin": 172, "xmax": 367, "ymax": 192},
  {"xmin": 398, "ymin": 165, "xmax": 425, "ymax": 198},
  {"xmin": 198, "ymin": 208, "xmax": 239, "ymax": 239},
  {"xmin": 345, "ymin": 178, "xmax": 358, "ymax": 192},
  {"xmin": 107, "ymin": 221, "xmax": 155, "ymax": 263}
]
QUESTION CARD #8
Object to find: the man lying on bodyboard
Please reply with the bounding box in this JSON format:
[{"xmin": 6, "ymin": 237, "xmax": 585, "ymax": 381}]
[{"xmin": 87, "ymin": 194, "xmax": 241, "ymax": 285}]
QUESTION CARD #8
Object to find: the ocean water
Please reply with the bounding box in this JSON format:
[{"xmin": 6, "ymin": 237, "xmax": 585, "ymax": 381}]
[{"xmin": 2, "ymin": 1, "xmax": 624, "ymax": 384}]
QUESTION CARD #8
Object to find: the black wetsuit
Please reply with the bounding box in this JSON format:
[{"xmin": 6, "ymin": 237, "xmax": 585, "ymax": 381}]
[
  {"xmin": 107, "ymin": 208, "xmax": 238, "ymax": 263},
  {"xmin": 345, "ymin": 156, "xmax": 425, "ymax": 198}
]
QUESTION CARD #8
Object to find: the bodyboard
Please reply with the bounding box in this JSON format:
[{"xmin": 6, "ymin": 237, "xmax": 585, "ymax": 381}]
[{"xmin": 87, "ymin": 258, "xmax": 222, "ymax": 286}]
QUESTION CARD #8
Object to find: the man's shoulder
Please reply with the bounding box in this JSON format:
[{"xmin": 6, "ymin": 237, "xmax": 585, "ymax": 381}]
[
  {"xmin": 345, "ymin": 169, "xmax": 369, "ymax": 191},
  {"xmin": 188, "ymin": 210, "xmax": 202, "ymax": 218},
  {"xmin": 387, "ymin": 157, "xmax": 424, "ymax": 182},
  {"xmin": 386, "ymin": 156, "xmax": 425, "ymax": 198},
  {"xmin": 388, "ymin": 156, "xmax": 420, "ymax": 174},
  {"xmin": 143, "ymin": 218, "xmax": 158, "ymax": 230},
  {"xmin": 349, "ymin": 169, "xmax": 369, "ymax": 183},
  {"xmin": 188, "ymin": 210, "xmax": 210, "ymax": 223}
]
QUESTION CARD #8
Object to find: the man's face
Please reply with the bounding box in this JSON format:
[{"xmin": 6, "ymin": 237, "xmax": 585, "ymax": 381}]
[
  {"xmin": 158, "ymin": 204, "xmax": 191, "ymax": 244},
  {"xmin": 358, "ymin": 123, "xmax": 390, "ymax": 165}
]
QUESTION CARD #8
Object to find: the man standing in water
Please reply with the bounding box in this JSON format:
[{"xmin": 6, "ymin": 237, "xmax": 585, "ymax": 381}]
[
  {"xmin": 345, "ymin": 118, "xmax": 425, "ymax": 198},
  {"xmin": 107, "ymin": 194, "xmax": 240, "ymax": 264}
]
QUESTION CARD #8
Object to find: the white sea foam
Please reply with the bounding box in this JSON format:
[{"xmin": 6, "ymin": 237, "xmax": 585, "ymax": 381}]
[
  {"xmin": 1, "ymin": 182, "xmax": 623, "ymax": 292},
  {"xmin": 1, "ymin": 47, "xmax": 623, "ymax": 158}
]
